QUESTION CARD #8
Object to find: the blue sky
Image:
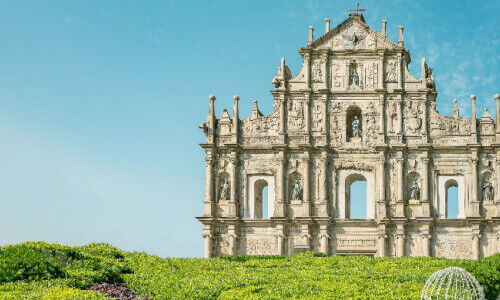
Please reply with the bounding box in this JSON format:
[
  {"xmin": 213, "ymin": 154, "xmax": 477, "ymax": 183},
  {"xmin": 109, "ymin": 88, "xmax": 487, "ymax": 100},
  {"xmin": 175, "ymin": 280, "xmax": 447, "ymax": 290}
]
[{"xmin": 0, "ymin": 1, "xmax": 497, "ymax": 257}]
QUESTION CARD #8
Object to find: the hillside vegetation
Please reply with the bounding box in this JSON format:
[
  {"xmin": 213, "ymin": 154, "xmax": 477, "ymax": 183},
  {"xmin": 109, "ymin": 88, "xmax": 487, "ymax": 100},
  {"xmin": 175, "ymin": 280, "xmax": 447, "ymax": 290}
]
[{"xmin": 0, "ymin": 242, "xmax": 498, "ymax": 299}]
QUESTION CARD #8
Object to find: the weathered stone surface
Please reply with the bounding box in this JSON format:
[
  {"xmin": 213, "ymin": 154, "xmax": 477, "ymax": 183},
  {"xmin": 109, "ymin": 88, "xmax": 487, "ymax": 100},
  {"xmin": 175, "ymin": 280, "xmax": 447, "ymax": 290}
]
[{"xmin": 197, "ymin": 13, "xmax": 499, "ymax": 259}]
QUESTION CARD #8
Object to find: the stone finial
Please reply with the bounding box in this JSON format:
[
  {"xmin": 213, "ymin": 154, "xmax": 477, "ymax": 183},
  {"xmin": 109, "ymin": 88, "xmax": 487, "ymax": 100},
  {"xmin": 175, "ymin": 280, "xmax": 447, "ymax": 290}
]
[
  {"xmin": 251, "ymin": 100, "xmax": 263, "ymax": 119},
  {"xmin": 382, "ymin": 19, "xmax": 387, "ymax": 37},
  {"xmin": 325, "ymin": 18, "xmax": 330, "ymax": 33},
  {"xmin": 308, "ymin": 26, "xmax": 314, "ymax": 45},
  {"xmin": 471, "ymin": 94, "xmax": 476, "ymax": 101},
  {"xmin": 233, "ymin": 95, "xmax": 239, "ymax": 101},
  {"xmin": 495, "ymin": 94, "xmax": 500, "ymax": 101},
  {"xmin": 452, "ymin": 99, "xmax": 460, "ymax": 118},
  {"xmin": 209, "ymin": 95, "xmax": 216, "ymax": 101},
  {"xmin": 398, "ymin": 26, "xmax": 404, "ymax": 47},
  {"xmin": 481, "ymin": 108, "xmax": 491, "ymax": 119}
]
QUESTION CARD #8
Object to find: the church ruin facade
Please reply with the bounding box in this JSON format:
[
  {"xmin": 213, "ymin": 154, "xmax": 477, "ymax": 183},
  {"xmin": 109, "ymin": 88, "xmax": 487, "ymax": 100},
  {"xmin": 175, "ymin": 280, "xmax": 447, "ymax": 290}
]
[{"xmin": 197, "ymin": 13, "xmax": 500, "ymax": 259}]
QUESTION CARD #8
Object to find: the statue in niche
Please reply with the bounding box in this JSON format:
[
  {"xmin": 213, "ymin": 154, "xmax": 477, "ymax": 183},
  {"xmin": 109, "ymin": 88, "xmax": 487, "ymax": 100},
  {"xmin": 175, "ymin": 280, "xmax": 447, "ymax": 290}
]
[
  {"xmin": 291, "ymin": 179, "xmax": 303, "ymax": 201},
  {"xmin": 409, "ymin": 180, "xmax": 420, "ymax": 200},
  {"xmin": 483, "ymin": 178, "xmax": 494, "ymax": 201},
  {"xmin": 219, "ymin": 178, "xmax": 230, "ymax": 200},
  {"xmin": 351, "ymin": 116, "xmax": 361, "ymax": 138},
  {"xmin": 348, "ymin": 63, "xmax": 359, "ymax": 86}
]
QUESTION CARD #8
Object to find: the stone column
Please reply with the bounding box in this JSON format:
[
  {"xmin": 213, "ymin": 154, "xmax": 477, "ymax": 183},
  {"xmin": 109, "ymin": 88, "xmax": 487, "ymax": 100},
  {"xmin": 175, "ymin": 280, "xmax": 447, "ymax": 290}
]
[
  {"xmin": 377, "ymin": 152, "xmax": 387, "ymax": 219},
  {"xmin": 397, "ymin": 53, "xmax": 403, "ymax": 90},
  {"xmin": 496, "ymin": 158, "xmax": 500, "ymax": 217},
  {"xmin": 229, "ymin": 155, "xmax": 238, "ymax": 217},
  {"xmin": 203, "ymin": 226, "xmax": 213, "ymax": 258},
  {"xmin": 320, "ymin": 52, "xmax": 328, "ymax": 90},
  {"xmin": 319, "ymin": 224, "xmax": 329, "ymax": 255},
  {"xmin": 472, "ymin": 232, "xmax": 481, "ymax": 260},
  {"xmin": 377, "ymin": 52, "xmax": 384, "ymax": 90},
  {"xmin": 495, "ymin": 94, "xmax": 500, "ymax": 141},
  {"xmin": 275, "ymin": 157, "xmax": 286, "ymax": 218},
  {"xmin": 395, "ymin": 155, "xmax": 405, "ymax": 217},
  {"xmin": 469, "ymin": 155, "xmax": 480, "ymax": 217},
  {"xmin": 331, "ymin": 165, "xmax": 337, "ymax": 217},
  {"xmin": 420, "ymin": 225, "xmax": 431, "ymax": 257},
  {"xmin": 421, "ymin": 155, "xmax": 430, "ymax": 217},
  {"xmin": 204, "ymin": 156, "xmax": 215, "ymax": 217},
  {"xmin": 208, "ymin": 95, "xmax": 216, "ymax": 144},
  {"xmin": 227, "ymin": 224, "xmax": 238, "ymax": 255},
  {"xmin": 302, "ymin": 153, "xmax": 311, "ymax": 217},
  {"xmin": 318, "ymin": 151, "xmax": 329, "ymax": 217},
  {"xmin": 421, "ymin": 100, "xmax": 428, "ymax": 138},
  {"xmin": 304, "ymin": 53, "xmax": 311, "ymax": 89},
  {"xmin": 396, "ymin": 224, "xmax": 405, "ymax": 257},
  {"xmin": 279, "ymin": 94, "xmax": 286, "ymax": 135},
  {"xmin": 471, "ymin": 95, "xmax": 478, "ymax": 143},
  {"xmin": 397, "ymin": 99, "xmax": 403, "ymax": 134},
  {"xmin": 232, "ymin": 95, "xmax": 239, "ymax": 143},
  {"xmin": 378, "ymin": 94, "xmax": 385, "ymax": 137},
  {"xmin": 304, "ymin": 93, "xmax": 311, "ymax": 134},
  {"xmin": 377, "ymin": 233, "xmax": 387, "ymax": 257},
  {"xmin": 275, "ymin": 223, "xmax": 286, "ymax": 255},
  {"xmin": 321, "ymin": 95, "xmax": 328, "ymax": 135}
]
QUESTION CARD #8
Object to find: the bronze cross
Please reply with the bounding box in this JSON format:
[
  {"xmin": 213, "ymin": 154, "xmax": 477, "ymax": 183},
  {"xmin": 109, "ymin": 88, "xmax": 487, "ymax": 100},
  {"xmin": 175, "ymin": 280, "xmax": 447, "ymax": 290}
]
[{"xmin": 349, "ymin": 3, "xmax": 366, "ymax": 14}]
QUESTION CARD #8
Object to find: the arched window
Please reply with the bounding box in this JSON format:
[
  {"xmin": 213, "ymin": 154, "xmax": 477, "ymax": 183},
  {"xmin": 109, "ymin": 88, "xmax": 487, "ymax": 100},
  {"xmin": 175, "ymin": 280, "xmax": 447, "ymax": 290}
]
[
  {"xmin": 445, "ymin": 179, "xmax": 459, "ymax": 219},
  {"xmin": 346, "ymin": 106, "xmax": 362, "ymax": 141},
  {"xmin": 246, "ymin": 175, "xmax": 275, "ymax": 219},
  {"xmin": 345, "ymin": 173, "xmax": 367, "ymax": 219}
]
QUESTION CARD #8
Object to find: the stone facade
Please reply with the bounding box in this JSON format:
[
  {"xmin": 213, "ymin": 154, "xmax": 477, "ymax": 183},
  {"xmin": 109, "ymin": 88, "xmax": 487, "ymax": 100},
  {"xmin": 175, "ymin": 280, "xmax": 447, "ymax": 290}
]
[{"xmin": 196, "ymin": 14, "xmax": 500, "ymax": 259}]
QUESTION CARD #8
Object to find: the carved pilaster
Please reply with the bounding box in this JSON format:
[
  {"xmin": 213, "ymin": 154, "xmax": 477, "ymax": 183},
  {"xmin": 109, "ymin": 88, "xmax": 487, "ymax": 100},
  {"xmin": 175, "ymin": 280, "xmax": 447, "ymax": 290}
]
[
  {"xmin": 304, "ymin": 93, "xmax": 311, "ymax": 134},
  {"xmin": 397, "ymin": 99, "xmax": 403, "ymax": 135},
  {"xmin": 377, "ymin": 224, "xmax": 387, "ymax": 257},
  {"xmin": 396, "ymin": 53, "xmax": 403, "ymax": 90},
  {"xmin": 227, "ymin": 224, "xmax": 238, "ymax": 255},
  {"xmin": 378, "ymin": 94, "xmax": 385, "ymax": 137},
  {"xmin": 420, "ymin": 225, "xmax": 431, "ymax": 257},
  {"xmin": 318, "ymin": 151, "xmax": 329, "ymax": 217},
  {"xmin": 279, "ymin": 94, "xmax": 286, "ymax": 137},
  {"xmin": 304, "ymin": 52, "xmax": 311, "ymax": 89},
  {"xmin": 228, "ymin": 155, "xmax": 238, "ymax": 217},
  {"xmin": 377, "ymin": 152, "xmax": 387, "ymax": 219},
  {"xmin": 469, "ymin": 155, "xmax": 480, "ymax": 217},
  {"xmin": 204, "ymin": 156, "xmax": 215, "ymax": 217},
  {"xmin": 396, "ymin": 224, "xmax": 405, "ymax": 257},
  {"xmin": 472, "ymin": 232, "xmax": 481, "ymax": 260},
  {"xmin": 331, "ymin": 164, "xmax": 337, "ymax": 218},
  {"xmin": 377, "ymin": 52, "xmax": 384, "ymax": 90},
  {"xmin": 496, "ymin": 158, "xmax": 500, "ymax": 217},
  {"xmin": 202, "ymin": 225, "xmax": 214, "ymax": 258},
  {"xmin": 395, "ymin": 154, "xmax": 405, "ymax": 217},
  {"xmin": 275, "ymin": 156, "xmax": 286, "ymax": 218},
  {"xmin": 319, "ymin": 223, "xmax": 329, "ymax": 255},
  {"xmin": 320, "ymin": 52, "xmax": 328, "ymax": 90},
  {"xmin": 420, "ymin": 155, "xmax": 430, "ymax": 218},
  {"xmin": 302, "ymin": 152, "xmax": 311, "ymax": 217}
]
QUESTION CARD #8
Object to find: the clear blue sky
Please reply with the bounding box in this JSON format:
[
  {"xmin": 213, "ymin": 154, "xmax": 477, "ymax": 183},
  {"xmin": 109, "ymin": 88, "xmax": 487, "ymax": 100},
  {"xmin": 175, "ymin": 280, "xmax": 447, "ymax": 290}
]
[{"xmin": 0, "ymin": 1, "xmax": 497, "ymax": 257}]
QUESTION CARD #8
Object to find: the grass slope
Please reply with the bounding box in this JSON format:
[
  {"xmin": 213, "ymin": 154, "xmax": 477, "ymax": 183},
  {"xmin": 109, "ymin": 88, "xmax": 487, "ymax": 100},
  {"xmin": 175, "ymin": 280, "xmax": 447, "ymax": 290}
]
[{"xmin": 0, "ymin": 242, "xmax": 498, "ymax": 299}]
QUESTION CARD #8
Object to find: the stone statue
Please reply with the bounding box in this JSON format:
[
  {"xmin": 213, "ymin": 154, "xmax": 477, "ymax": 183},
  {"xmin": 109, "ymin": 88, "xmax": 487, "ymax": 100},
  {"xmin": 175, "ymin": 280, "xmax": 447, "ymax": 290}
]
[
  {"xmin": 409, "ymin": 180, "xmax": 420, "ymax": 200},
  {"xmin": 483, "ymin": 178, "xmax": 494, "ymax": 201},
  {"xmin": 291, "ymin": 179, "xmax": 303, "ymax": 201},
  {"xmin": 351, "ymin": 116, "xmax": 361, "ymax": 138},
  {"xmin": 219, "ymin": 178, "xmax": 230, "ymax": 200},
  {"xmin": 349, "ymin": 64, "xmax": 359, "ymax": 86}
]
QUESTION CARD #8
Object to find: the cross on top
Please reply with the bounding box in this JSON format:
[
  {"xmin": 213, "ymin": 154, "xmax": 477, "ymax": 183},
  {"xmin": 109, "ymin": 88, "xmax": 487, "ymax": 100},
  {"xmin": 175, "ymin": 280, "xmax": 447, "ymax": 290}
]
[{"xmin": 349, "ymin": 3, "xmax": 366, "ymax": 14}]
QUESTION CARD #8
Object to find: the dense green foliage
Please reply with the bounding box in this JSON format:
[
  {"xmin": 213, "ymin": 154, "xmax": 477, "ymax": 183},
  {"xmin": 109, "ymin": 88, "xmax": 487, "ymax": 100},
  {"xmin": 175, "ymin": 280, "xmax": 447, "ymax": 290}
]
[{"xmin": 0, "ymin": 242, "xmax": 498, "ymax": 299}]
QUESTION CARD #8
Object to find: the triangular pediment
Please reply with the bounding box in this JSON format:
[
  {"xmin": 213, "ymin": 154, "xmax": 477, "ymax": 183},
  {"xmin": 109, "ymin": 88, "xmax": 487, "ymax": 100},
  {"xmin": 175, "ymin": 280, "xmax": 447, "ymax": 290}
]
[{"xmin": 309, "ymin": 14, "xmax": 397, "ymax": 51}]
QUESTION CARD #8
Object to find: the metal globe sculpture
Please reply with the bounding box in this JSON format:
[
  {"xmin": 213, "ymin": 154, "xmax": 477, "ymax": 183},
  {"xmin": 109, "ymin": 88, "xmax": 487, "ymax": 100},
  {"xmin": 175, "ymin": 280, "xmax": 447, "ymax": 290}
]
[{"xmin": 421, "ymin": 267, "xmax": 485, "ymax": 300}]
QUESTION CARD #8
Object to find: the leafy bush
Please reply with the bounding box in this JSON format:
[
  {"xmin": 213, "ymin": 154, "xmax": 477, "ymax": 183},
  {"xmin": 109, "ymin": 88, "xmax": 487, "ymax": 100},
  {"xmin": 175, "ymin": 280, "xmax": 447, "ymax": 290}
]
[
  {"xmin": 0, "ymin": 242, "xmax": 130, "ymax": 289},
  {"xmin": 0, "ymin": 242, "xmax": 498, "ymax": 299}
]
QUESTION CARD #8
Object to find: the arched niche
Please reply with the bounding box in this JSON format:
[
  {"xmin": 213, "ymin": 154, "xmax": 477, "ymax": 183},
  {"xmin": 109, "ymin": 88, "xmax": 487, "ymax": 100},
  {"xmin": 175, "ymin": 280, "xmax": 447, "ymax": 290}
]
[
  {"xmin": 406, "ymin": 172, "xmax": 421, "ymax": 203},
  {"xmin": 338, "ymin": 169, "xmax": 375, "ymax": 219},
  {"xmin": 289, "ymin": 171, "xmax": 302, "ymax": 202},
  {"xmin": 217, "ymin": 171, "xmax": 230, "ymax": 202},
  {"xmin": 246, "ymin": 174, "xmax": 275, "ymax": 219},
  {"xmin": 436, "ymin": 175, "xmax": 465, "ymax": 219},
  {"xmin": 346, "ymin": 105, "xmax": 362, "ymax": 141},
  {"xmin": 480, "ymin": 171, "xmax": 494, "ymax": 203}
]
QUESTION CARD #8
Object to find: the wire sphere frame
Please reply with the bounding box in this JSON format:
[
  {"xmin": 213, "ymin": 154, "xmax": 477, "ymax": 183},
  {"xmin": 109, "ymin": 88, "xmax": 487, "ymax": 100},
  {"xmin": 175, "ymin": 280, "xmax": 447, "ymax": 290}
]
[{"xmin": 421, "ymin": 267, "xmax": 485, "ymax": 300}]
